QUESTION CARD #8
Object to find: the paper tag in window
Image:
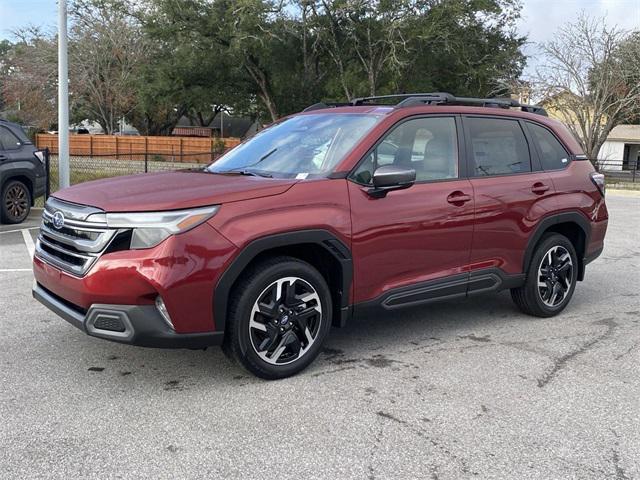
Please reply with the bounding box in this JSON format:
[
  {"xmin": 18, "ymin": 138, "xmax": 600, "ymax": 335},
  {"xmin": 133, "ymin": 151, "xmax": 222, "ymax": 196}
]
[{"xmin": 296, "ymin": 173, "xmax": 309, "ymax": 179}]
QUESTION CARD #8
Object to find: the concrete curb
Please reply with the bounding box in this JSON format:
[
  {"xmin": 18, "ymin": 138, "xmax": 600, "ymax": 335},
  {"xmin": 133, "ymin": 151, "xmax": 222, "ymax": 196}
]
[{"xmin": 608, "ymin": 189, "xmax": 640, "ymax": 197}]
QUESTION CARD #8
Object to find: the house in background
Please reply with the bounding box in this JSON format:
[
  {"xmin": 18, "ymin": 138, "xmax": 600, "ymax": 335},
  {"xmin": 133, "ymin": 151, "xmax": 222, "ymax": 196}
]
[{"xmin": 599, "ymin": 125, "xmax": 640, "ymax": 171}]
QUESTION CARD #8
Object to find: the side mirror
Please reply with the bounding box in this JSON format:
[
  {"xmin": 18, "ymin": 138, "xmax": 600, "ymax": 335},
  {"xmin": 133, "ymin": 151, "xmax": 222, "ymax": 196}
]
[{"xmin": 367, "ymin": 165, "xmax": 416, "ymax": 198}]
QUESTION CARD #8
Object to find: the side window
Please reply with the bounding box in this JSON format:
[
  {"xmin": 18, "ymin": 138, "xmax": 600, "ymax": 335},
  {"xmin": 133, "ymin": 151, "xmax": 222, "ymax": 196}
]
[
  {"xmin": 0, "ymin": 127, "xmax": 21, "ymax": 151},
  {"xmin": 466, "ymin": 117, "xmax": 531, "ymax": 176},
  {"xmin": 351, "ymin": 117, "xmax": 458, "ymax": 184},
  {"xmin": 528, "ymin": 122, "xmax": 570, "ymax": 170}
]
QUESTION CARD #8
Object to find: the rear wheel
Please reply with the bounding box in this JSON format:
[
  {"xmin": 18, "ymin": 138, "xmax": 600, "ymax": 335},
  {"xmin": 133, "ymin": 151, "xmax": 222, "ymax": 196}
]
[
  {"xmin": 224, "ymin": 256, "xmax": 332, "ymax": 379},
  {"xmin": 1, "ymin": 180, "xmax": 31, "ymax": 224},
  {"xmin": 511, "ymin": 233, "xmax": 578, "ymax": 317}
]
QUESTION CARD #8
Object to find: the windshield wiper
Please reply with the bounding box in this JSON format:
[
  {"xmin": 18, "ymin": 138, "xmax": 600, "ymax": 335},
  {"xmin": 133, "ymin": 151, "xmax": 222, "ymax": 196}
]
[
  {"xmin": 216, "ymin": 147, "xmax": 278, "ymax": 174},
  {"xmin": 216, "ymin": 169, "xmax": 273, "ymax": 178}
]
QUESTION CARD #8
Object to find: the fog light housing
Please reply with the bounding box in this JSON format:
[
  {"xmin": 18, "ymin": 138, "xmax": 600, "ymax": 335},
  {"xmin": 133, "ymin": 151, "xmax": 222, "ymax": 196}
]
[{"xmin": 155, "ymin": 296, "xmax": 175, "ymax": 331}]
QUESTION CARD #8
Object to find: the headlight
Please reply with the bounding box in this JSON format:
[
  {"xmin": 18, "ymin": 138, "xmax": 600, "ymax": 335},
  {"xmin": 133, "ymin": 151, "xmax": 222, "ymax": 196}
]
[
  {"xmin": 87, "ymin": 205, "xmax": 219, "ymax": 249},
  {"xmin": 33, "ymin": 150, "xmax": 46, "ymax": 164}
]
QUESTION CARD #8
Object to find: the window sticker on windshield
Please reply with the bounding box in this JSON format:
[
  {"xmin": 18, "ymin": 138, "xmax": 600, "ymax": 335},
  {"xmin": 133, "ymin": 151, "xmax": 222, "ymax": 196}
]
[{"xmin": 296, "ymin": 173, "xmax": 309, "ymax": 179}]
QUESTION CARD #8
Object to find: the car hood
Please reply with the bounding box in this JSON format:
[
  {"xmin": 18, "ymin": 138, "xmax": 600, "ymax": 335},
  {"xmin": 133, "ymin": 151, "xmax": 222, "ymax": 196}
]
[{"xmin": 52, "ymin": 170, "xmax": 298, "ymax": 212}]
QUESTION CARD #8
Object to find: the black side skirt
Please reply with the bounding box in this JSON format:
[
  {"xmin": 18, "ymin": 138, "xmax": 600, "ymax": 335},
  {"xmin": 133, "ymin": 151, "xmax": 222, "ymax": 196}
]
[{"xmin": 352, "ymin": 268, "xmax": 525, "ymax": 318}]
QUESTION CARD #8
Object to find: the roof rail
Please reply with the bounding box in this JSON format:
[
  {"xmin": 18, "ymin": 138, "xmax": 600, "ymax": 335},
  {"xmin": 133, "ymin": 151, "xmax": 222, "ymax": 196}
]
[
  {"xmin": 302, "ymin": 102, "xmax": 351, "ymax": 112},
  {"xmin": 303, "ymin": 92, "xmax": 547, "ymax": 116}
]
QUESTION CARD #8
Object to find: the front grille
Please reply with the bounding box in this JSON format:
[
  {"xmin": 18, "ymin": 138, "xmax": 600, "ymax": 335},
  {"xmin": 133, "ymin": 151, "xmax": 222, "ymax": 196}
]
[{"xmin": 35, "ymin": 198, "xmax": 119, "ymax": 277}]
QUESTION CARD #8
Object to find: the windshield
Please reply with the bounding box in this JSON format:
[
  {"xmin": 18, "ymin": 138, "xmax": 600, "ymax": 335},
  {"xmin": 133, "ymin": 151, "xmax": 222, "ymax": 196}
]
[{"xmin": 207, "ymin": 113, "xmax": 380, "ymax": 178}]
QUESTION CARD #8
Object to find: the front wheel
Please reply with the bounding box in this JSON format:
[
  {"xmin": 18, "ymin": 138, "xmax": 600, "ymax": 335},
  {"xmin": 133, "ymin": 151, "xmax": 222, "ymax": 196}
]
[
  {"xmin": 511, "ymin": 233, "xmax": 578, "ymax": 317},
  {"xmin": 1, "ymin": 180, "xmax": 31, "ymax": 224},
  {"xmin": 224, "ymin": 256, "xmax": 332, "ymax": 379}
]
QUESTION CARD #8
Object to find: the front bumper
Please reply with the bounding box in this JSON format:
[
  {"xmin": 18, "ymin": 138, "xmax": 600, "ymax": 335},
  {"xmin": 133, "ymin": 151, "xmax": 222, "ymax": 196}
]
[
  {"xmin": 33, "ymin": 283, "xmax": 223, "ymax": 348},
  {"xmin": 33, "ymin": 220, "xmax": 237, "ymax": 334}
]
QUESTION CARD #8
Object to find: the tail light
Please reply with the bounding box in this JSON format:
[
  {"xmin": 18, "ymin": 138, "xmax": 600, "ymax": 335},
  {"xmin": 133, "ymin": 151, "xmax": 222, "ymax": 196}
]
[{"xmin": 590, "ymin": 172, "xmax": 605, "ymax": 196}]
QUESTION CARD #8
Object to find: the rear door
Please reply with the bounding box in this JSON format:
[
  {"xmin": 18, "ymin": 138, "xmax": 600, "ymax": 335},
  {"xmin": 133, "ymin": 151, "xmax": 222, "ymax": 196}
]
[
  {"xmin": 463, "ymin": 115, "xmax": 557, "ymax": 278},
  {"xmin": 348, "ymin": 115, "xmax": 475, "ymax": 305}
]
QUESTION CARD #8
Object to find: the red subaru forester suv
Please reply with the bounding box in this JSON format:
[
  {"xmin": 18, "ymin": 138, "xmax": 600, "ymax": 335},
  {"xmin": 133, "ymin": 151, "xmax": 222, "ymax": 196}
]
[{"xmin": 32, "ymin": 93, "xmax": 608, "ymax": 379}]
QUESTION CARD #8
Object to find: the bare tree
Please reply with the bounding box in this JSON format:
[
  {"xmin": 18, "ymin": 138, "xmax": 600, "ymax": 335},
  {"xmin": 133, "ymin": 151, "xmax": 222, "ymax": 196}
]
[
  {"xmin": 535, "ymin": 15, "xmax": 640, "ymax": 162},
  {"xmin": 1, "ymin": 28, "xmax": 58, "ymax": 130},
  {"xmin": 69, "ymin": 0, "xmax": 149, "ymax": 134}
]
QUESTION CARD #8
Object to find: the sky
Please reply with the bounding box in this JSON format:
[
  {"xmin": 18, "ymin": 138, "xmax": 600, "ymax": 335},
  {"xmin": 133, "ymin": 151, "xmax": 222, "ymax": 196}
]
[
  {"xmin": 517, "ymin": 0, "xmax": 640, "ymax": 75},
  {"xmin": 1, "ymin": 0, "xmax": 639, "ymax": 76}
]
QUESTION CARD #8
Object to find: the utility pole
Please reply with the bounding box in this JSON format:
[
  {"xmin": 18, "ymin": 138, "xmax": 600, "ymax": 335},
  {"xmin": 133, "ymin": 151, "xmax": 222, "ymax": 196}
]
[{"xmin": 58, "ymin": 0, "xmax": 70, "ymax": 189}]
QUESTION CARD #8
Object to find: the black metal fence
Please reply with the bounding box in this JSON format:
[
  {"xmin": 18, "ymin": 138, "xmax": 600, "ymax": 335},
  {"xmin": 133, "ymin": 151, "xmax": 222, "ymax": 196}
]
[
  {"xmin": 596, "ymin": 159, "xmax": 639, "ymax": 184},
  {"xmin": 36, "ymin": 150, "xmax": 216, "ymax": 207}
]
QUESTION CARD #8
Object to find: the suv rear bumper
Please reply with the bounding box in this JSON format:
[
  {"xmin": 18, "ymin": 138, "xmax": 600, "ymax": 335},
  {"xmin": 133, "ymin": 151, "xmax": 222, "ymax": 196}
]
[{"xmin": 33, "ymin": 282, "xmax": 223, "ymax": 348}]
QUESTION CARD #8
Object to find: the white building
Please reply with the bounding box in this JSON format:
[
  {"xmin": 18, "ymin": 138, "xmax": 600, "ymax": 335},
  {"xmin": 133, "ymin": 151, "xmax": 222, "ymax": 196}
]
[{"xmin": 599, "ymin": 125, "xmax": 640, "ymax": 171}]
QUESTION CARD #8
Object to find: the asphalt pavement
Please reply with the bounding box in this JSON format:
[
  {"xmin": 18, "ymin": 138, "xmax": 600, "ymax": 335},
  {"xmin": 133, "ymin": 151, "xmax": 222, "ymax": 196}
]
[{"xmin": 0, "ymin": 195, "xmax": 638, "ymax": 479}]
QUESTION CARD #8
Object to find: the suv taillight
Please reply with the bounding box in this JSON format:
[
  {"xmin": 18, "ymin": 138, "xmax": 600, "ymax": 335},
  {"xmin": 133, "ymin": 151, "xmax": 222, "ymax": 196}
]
[{"xmin": 590, "ymin": 172, "xmax": 605, "ymax": 196}]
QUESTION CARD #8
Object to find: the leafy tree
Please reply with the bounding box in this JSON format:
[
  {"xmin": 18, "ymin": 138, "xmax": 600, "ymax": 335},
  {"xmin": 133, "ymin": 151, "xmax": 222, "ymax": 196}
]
[
  {"xmin": 138, "ymin": 0, "xmax": 252, "ymax": 128},
  {"xmin": 304, "ymin": 0, "xmax": 525, "ymax": 101},
  {"xmin": 397, "ymin": 0, "xmax": 525, "ymax": 97},
  {"xmin": 1, "ymin": 0, "xmax": 529, "ymax": 133}
]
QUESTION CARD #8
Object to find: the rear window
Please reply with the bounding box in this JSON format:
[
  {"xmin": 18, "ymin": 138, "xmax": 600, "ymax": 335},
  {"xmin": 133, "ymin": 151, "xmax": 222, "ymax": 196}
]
[
  {"xmin": 466, "ymin": 117, "xmax": 531, "ymax": 176},
  {"xmin": 527, "ymin": 122, "xmax": 570, "ymax": 170}
]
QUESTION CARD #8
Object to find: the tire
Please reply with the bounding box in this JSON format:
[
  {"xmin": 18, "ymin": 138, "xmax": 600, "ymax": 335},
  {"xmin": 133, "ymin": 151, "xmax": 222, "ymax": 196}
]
[
  {"xmin": 511, "ymin": 233, "xmax": 578, "ymax": 317},
  {"xmin": 1, "ymin": 180, "xmax": 31, "ymax": 224},
  {"xmin": 223, "ymin": 255, "xmax": 332, "ymax": 379}
]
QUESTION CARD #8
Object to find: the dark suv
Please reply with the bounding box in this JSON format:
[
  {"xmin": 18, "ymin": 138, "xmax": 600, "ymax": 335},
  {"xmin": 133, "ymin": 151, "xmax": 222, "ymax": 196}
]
[
  {"xmin": 32, "ymin": 93, "xmax": 608, "ymax": 379},
  {"xmin": 0, "ymin": 119, "xmax": 46, "ymax": 223}
]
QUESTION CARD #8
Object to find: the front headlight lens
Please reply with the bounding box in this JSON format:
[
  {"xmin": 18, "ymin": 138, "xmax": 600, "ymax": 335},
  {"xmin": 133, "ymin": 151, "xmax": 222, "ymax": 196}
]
[
  {"xmin": 88, "ymin": 205, "xmax": 219, "ymax": 249},
  {"xmin": 33, "ymin": 150, "xmax": 46, "ymax": 164}
]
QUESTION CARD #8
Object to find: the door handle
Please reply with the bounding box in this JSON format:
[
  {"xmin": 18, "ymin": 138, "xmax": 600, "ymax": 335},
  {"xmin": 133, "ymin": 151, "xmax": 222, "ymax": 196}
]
[
  {"xmin": 447, "ymin": 191, "xmax": 472, "ymax": 205},
  {"xmin": 531, "ymin": 182, "xmax": 550, "ymax": 194},
  {"xmin": 0, "ymin": 155, "xmax": 7, "ymax": 161}
]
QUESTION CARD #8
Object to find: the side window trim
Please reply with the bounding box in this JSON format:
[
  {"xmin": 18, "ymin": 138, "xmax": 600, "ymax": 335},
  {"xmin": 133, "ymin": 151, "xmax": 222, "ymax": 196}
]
[
  {"xmin": 461, "ymin": 114, "xmax": 535, "ymax": 178},
  {"xmin": 0, "ymin": 126, "xmax": 22, "ymax": 151},
  {"xmin": 523, "ymin": 121, "xmax": 572, "ymax": 171},
  {"xmin": 348, "ymin": 114, "xmax": 466, "ymax": 185},
  {"xmin": 518, "ymin": 120, "xmax": 543, "ymax": 172}
]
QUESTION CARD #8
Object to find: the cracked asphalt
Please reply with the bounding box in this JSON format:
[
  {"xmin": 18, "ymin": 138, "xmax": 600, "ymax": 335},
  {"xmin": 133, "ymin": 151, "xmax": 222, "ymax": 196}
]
[{"xmin": 1, "ymin": 194, "xmax": 639, "ymax": 479}]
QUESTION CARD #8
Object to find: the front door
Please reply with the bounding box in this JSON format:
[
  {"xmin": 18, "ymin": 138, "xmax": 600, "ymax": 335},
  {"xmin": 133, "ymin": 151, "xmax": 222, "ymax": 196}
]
[{"xmin": 348, "ymin": 115, "xmax": 474, "ymax": 305}]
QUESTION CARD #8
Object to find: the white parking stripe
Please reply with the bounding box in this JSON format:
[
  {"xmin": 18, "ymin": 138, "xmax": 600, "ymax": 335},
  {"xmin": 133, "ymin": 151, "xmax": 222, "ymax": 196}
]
[
  {"xmin": 21, "ymin": 229, "xmax": 35, "ymax": 258},
  {"xmin": 0, "ymin": 226, "xmax": 39, "ymax": 235},
  {"xmin": 0, "ymin": 268, "xmax": 32, "ymax": 272}
]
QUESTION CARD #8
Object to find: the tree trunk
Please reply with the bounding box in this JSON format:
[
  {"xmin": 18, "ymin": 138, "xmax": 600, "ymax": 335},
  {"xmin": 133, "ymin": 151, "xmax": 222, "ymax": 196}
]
[{"xmin": 244, "ymin": 56, "xmax": 278, "ymax": 122}]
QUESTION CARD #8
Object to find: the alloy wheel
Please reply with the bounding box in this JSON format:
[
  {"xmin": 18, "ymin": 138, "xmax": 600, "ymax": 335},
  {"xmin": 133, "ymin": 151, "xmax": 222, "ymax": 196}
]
[
  {"xmin": 537, "ymin": 245, "xmax": 573, "ymax": 307},
  {"xmin": 248, "ymin": 276, "xmax": 323, "ymax": 365},
  {"xmin": 4, "ymin": 184, "xmax": 29, "ymax": 221}
]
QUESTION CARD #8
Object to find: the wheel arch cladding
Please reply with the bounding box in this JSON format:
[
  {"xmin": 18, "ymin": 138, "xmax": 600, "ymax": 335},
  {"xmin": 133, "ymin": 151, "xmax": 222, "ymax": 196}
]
[
  {"xmin": 214, "ymin": 230, "xmax": 353, "ymax": 332},
  {"xmin": 523, "ymin": 212, "xmax": 589, "ymax": 281}
]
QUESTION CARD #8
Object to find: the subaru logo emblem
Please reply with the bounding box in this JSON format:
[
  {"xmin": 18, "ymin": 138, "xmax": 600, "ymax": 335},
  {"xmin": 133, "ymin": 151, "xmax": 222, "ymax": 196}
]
[{"xmin": 52, "ymin": 211, "xmax": 65, "ymax": 229}]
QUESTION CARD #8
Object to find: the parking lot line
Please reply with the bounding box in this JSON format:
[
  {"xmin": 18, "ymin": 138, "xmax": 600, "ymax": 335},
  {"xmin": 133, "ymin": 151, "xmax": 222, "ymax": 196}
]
[
  {"xmin": 21, "ymin": 229, "xmax": 35, "ymax": 258},
  {"xmin": 0, "ymin": 268, "xmax": 31, "ymax": 272},
  {"xmin": 0, "ymin": 226, "xmax": 39, "ymax": 235}
]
